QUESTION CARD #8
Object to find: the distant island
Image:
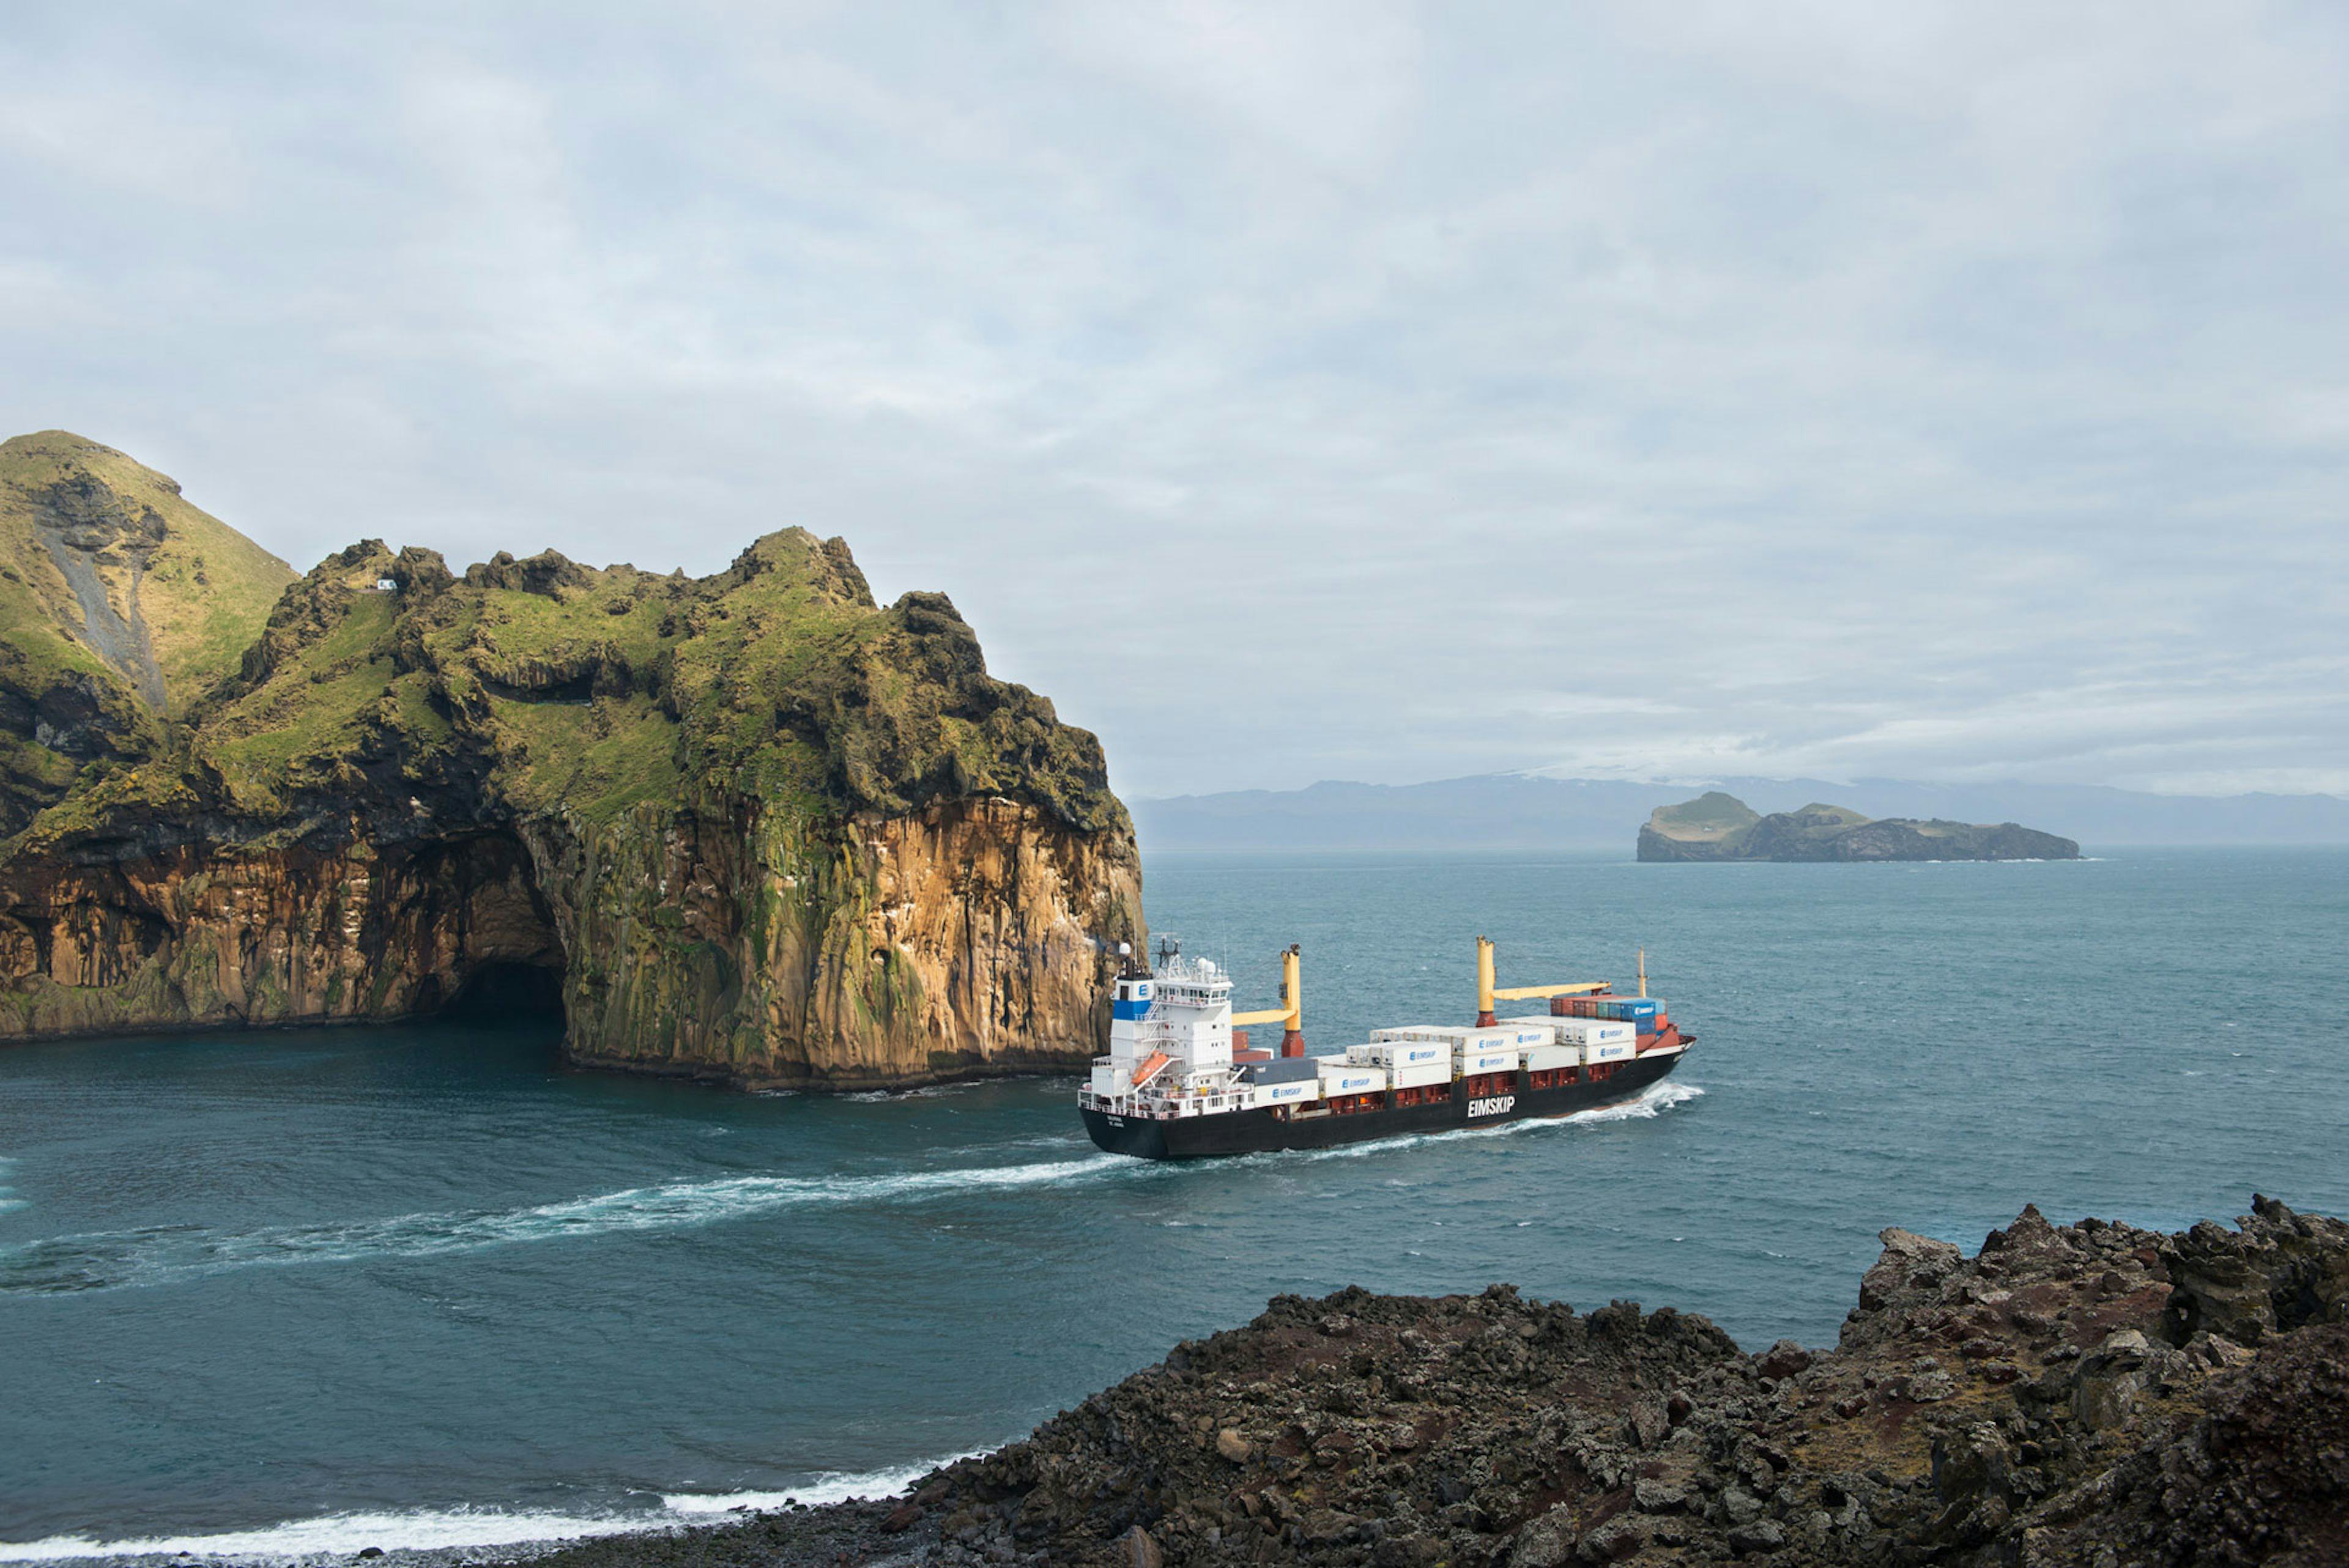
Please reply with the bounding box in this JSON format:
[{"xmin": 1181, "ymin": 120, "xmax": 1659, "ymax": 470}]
[
  {"xmin": 1638, "ymin": 791, "xmax": 2080, "ymax": 862},
  {"xmin": 1129, "ymin": 774, "xmax": 2349, "ymax": 852}
]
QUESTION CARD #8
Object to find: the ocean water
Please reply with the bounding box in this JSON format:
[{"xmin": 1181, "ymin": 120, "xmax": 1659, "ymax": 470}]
[{"xmin": 2, "ymin": 847, "xmax": 2343, "ymax": 1561}]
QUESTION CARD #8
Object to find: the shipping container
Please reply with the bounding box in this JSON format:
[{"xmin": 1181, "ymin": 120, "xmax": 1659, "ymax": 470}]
[
  {"xmin": 1525, "ymin": 1044, "xmax": 1581, "ymax": 1073},
  {"xmin": 1497, "ymin": 1017, "xmax": 1567, "ymax": 1043},
  {"xmin": 1315, "ymin": 1062, "xmax": 1387, "ymax": 1096},
  {"xmin": 1244, "ymin": 1057, "xmax": 1319, "ymax": 1085},
  {"xmin": 1349, "ymin": 1040, "xmax": 1450, "ymax": 1070},
  {"xmin": 1458, "ymin": 1046, "xmax": 1519, "ymax": 1076},
  {"xmin": 1549, "ymin": 1018, "xmax": 1636, "ymax": 1045},
  {"xmin": 1249, "ymin": 1078, "xmax": 1321, "ymax": 1108},
  {"xmin": 1370, "ymin": 1025, "xmax": 1472, "ymax": 1043},
  {"xmin": 1583, "ymin": 1039, "xmax": 1636, "ymax": 1065},
  {"xmin": 1389, "ymin": 1059, "xmax": 1452, "ymax": 1090}
]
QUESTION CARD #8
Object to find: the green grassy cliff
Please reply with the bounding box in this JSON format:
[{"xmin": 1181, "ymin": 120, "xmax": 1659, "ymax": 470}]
[
  {"xmin": 0, "ymin": 432, "xmax": 294, "ymax": 833},
  {"xmin": 0, "ymin": 436, "xmax": 1142, "ymax": 1086}
]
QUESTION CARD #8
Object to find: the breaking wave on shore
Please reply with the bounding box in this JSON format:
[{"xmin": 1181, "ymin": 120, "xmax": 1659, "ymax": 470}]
[{"xmin": 0, "ymin": 1454, "xmax": 962, "ymax": 1567}]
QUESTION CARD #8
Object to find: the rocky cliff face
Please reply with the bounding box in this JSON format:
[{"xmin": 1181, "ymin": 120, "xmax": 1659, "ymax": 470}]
[
  {"xmin": 1639, "ymin": 793, "xmax": 2081, "ymax": 862},
  {"xmin": 0, "ymin": 437, "xmax": 1143, "ymax": 1087},
  {"xmin": 533, "ymin": 796, "xmax": 1138, "ymax": 1086}
]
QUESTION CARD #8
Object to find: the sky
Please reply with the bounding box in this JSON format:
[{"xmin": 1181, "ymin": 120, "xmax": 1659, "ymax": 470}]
[{"xmin": 3, "ymin": 2, "xmax": 2345, "ymax": 801}]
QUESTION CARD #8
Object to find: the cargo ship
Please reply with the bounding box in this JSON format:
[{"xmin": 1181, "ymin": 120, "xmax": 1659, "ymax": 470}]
[{"xmin": 1079, "ymin": 937, "xmax": 1693, "ymax": 1159}]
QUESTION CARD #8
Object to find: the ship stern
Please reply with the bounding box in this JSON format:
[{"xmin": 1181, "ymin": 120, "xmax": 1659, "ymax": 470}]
[{"xmin": 1081, "ymin": 1105, "xmax": 1173, "ymax": 1160}]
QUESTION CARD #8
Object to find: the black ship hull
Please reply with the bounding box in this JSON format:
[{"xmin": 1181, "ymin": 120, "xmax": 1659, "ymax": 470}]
[{"xmin": 1081, "ymin": 1049, "xmax": 1686, "ymax": 1160}]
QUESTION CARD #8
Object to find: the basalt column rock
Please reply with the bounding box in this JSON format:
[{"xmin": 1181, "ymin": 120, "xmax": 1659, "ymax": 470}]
[
  {"xmin": 0, "ymin": 833, "xmax": 559, "ymax": 1036},
  {"xmin": 535, "ymin": 796, "xmax": 1140, "ymax": 1088}
]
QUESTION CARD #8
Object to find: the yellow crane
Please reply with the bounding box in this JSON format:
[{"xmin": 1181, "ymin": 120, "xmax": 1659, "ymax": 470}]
[
  {"xmin": 1230, "ymin": 944, "xmax": 1305, "ymax": 1056},
  {"xmin": 1474, "ymin": 936, "xmax": 1615, "ymax": 1026}
]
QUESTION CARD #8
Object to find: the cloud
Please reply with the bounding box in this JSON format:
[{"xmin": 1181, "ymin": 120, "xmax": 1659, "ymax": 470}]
[{"xmin": 1, "ymin": 1, "xmax": 2343, "ymax": 798}]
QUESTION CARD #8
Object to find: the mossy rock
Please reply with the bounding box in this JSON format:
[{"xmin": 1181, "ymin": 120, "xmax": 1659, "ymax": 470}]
[{"xmin": 6, "ymin": 464, "xmax": 1124, "ymax": 860}]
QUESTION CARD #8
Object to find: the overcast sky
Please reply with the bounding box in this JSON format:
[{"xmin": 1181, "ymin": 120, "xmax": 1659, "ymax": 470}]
[{"xmin": 5, "ymin": 3, "xmax": 2344, "ymax": 800}]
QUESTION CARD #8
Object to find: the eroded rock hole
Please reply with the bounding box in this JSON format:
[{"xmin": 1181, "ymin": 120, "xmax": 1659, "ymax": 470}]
[
  {"xmin": 443, "ymin": 960, "xmax": 566, "ymax": 1023},
  {"xmin": 409, "ymin": 831, "xmax": 567, "ymax": 1032}
]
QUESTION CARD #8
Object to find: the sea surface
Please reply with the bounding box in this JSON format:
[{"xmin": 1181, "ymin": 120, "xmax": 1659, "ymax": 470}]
[{"xmin": 2, "ymin": 847, "xmax": 2343, "ymax": 1562}]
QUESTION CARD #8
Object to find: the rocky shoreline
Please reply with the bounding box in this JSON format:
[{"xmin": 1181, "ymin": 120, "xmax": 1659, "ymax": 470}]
[{"xmin": 507, "ymin": 1198, "xmax": 2345, "ymax": 1567}]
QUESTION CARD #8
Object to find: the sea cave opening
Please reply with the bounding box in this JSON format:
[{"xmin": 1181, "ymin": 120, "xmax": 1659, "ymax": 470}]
[
  {"xmin": 395, "ymin": 830, "xmax": 570, "ymax": 1039},
  {"xmin": 442, "ymin": 958, "xmax": 566, "ymax": 1024}
]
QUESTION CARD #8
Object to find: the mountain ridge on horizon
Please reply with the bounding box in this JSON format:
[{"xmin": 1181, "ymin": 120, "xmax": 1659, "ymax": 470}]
[{"xmin": 1132, "ymin": 771, "xmax": 2349, "ymax": 851}]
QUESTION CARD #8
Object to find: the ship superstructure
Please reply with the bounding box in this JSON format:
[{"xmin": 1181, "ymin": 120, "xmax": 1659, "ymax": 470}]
[
  {"xmin": 1086, "ymin": 942, "xmax": 1250, "ymax": 1119},
  {"xmin": 1080, "ymin": 937, "xmax": 1694, "ymax": 1159}
]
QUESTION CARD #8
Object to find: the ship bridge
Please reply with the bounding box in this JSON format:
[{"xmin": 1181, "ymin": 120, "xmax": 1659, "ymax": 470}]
[{"xmin": 1086, "ymin": 937, "xmax": 1248, "ymax": 1115}]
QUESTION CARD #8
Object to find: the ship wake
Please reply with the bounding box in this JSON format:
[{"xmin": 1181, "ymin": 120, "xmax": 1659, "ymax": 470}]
[
  {"xmin": 1281, "ymin": 1079, "xmax": 1705, "ymax": 1164},
  {"xmin": 0, "ymin": 1154, "xmax": 1159, "ymax": 1295}
]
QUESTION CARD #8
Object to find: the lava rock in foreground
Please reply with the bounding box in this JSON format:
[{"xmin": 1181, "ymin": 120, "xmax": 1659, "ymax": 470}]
[{"xmin": 531, "ymin": 1199, "xmax": 2348, "ymax": 1567}]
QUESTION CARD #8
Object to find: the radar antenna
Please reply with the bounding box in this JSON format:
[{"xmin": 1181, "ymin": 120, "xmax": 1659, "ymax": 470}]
[{"xmin": 1153, "ymin": 933, "xmax": 1183, "ymax": 969}]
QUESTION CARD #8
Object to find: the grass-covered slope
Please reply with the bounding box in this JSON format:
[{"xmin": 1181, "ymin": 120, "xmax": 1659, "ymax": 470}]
[
  {"xmin": 0, "ymin": 431, "xmax": 294, "ymax": 832},
  {"xmin": 20, "ymin": 527, "xmax": 1123, "ymax": 853},
  {"xmin": 1642, "ymin": 790, "xmax": 1759, "ymax": 841}
]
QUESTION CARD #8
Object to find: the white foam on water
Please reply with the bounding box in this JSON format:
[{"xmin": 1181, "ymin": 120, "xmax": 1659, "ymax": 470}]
[
  {"xmin": 1570, "ymin": 1080, "xmax": 1705, "ymax": 1125},
  {"xmin": 0, "ymin": 1454, "xmax": 976, "ymax": 1565},
  {"xmin": 661, "ymin": 1451, "xmax": 978, "ymax": 1513},
  {"xmin": 0, "ymin": 1153, "xmax": 1156, "ymax": 1293},
  {"xmin": 1285, "ymin": 1079, "xmax": 1704, "ymax": 1164},
  {"xmin": 0, "ymin": 1506, "xmax": 653, "ymax": 1565},
  {"xmin": 840, "ymin": 1082, "xmax": 972, "ymax": 1103}
]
